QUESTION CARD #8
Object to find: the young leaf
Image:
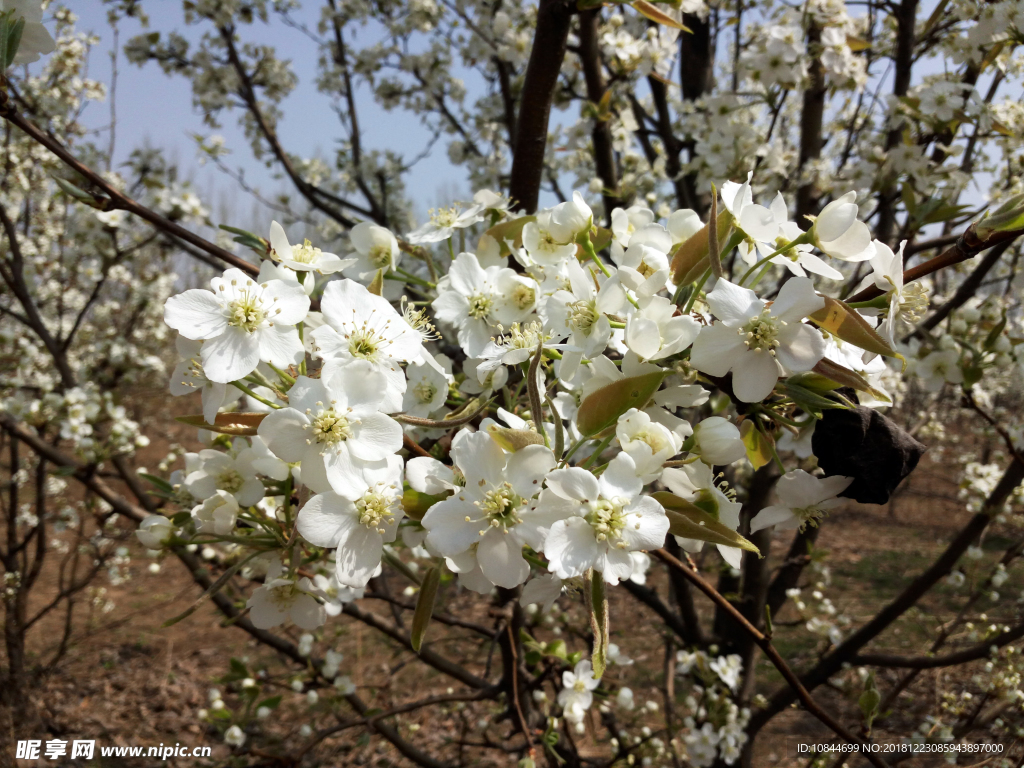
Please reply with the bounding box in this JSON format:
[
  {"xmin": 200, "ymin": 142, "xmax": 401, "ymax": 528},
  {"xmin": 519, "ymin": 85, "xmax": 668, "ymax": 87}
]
[
  {"xmin": 670, "ymin": 209, "xmax": 733, "ymax": 286},
  {"xmin": 631, "ymin": 0, "xmax": 691, "ymax": 31},
  {"xmin": 487, "ymin": 426, "xmax": 546, "ymax": 451},
  {"xmin": 808, "ymin": 296, "xmax": 901, "ymax": 359},
  {"xmin": 411, "ymin": 566, "xmax": 442, "ymax": 653},
  {"xmin": 811, "ymin": 358, "xmax": 892, "ymax": 403},
  {"xmin": 368, "ymin": 268, "xmax": 384, "ymax": 296},
  {"xmin": 484, "ymin": 215, "xmax": 536, "ymax": 256},
  {"xmin": 576, "ymin": 370, "xmax": 666, "ymax": 436},
  {"xmin": 651, "ymin": 492, "xmax": 761, "ymax": 554},
  {"xmin": 584, "ymin": 570, "xmax": 610, "ymax": 678},
  {"xmin": 739, "ymin": 419, "xmax": 773, "ymax": 470},
  {"xmin": 174, "ymin": 412, "xmax": 267, "ymax": 436}
]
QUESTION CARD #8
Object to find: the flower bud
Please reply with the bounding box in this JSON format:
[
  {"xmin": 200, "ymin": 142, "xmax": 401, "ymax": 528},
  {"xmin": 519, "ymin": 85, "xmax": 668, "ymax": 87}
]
[
  {"xmin": 136, "ymin": 515, "xmax": 173, "ymax": 549},
  {"xmin": 691, "ymin": 417, "xmax": 746, "ymax": 465}
]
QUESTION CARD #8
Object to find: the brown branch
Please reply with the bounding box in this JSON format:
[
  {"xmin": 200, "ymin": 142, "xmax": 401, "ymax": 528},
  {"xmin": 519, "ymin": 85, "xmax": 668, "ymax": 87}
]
[
  {"xmin": 651, "ymin": 549, "xmax": 892, "ymax": 768},
  {"xmin": 507, "ymin": 0, "xmax": 573, "ymax": 213},
  {"xmin": 0, "ymin": 96, "xmax": 258, "ymax": 278},
  {"xmin": 853, "ymin": 620, "xmax": 1024, "ymax": 669},
  {"xmin": 0, "ymin": 206, "xmax": 76, "ymax": 388},
  {"xmin": 217, "ymin": 25, "xmax": 369, "ymax": 227},
  {"xmin": 747, "ymin": 457, "xmax": 1024, "ymax": 736},
  {"xmin": 577, "ymin": 9, "xmax": 622, "ymax": 218},
  {"xmin": 341, "ymin": 602, "xmax": 491, "ymax": 689},
  {"xmin": 846, "ymin": 223, "xmax": 1024, "ymax": 303},
  {"xmin": 795, "ymin": 23, "xmax": 826, "ymax": 222},
  {"xmin": 916, "ymin": 239, "xmax": 1014, "ymax": 334}
]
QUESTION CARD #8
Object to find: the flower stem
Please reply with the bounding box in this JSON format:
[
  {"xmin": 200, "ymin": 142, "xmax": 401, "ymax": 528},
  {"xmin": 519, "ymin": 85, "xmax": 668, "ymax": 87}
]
[
  {"xmin": 231, "ymin": 381, "xmax": 282, "ymax": 409},
  {"xmin": 683, "ymin": 267, "xmax": 712, "ymax": 314}
]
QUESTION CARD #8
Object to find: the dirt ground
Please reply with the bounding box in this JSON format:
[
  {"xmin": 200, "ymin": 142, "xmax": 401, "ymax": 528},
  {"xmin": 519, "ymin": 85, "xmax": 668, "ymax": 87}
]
[{"xmin": 3, "ymin": 391, "xmax": 1021, "ymax": 768}]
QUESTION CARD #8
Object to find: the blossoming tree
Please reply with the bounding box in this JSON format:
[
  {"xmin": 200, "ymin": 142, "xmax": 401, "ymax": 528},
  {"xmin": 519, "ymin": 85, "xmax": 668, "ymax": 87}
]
[{"xmin": 4, "ymin": 1, "xmax": 1024, "ymax": 767}]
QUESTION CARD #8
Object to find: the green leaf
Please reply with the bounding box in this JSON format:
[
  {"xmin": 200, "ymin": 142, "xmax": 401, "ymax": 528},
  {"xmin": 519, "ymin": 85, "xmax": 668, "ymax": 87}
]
[
  {"xmin": 543, "ymin": 639, "xmax": 568, "ymax": 660},
  {"xmin": 411, "ymin": 566, "xmax": 442, "ymax": 653},
  {"xmin": 576, "ymin": 370, "xmax": 666, "ymax": 437},
  {"xmin": 139, "ymin": 473, "xmax": 174, "ymax": 494},
  {"xmin": 739, "ymin": 420, "xmax": 773, "ymax": 470},
  {"xmin": 651, "ymin": 492, "xmax": 761, "ymax": 554},
  {"xmin": 590, "ymin": 225, "xmax": 613, "ymax": 253},
  {"xmin": 175, "ymin": 412, "xmax": 267, "ymax": 436},
  {"xmin": 4, "ymin": 16, "xmax": 24, "ymax": 69},
  {"xmin": 859, "ymin": 672, "xmax": 881, "ymax": 733},
  {"xmin": 808, "ymin": 296, "xmax": 902, "ymax": 360},
  {"xmin": 256, "ymin": 695, "xmax": 282, "ymax": 710},
  {"xmin": 52, "ymin": 176, "xmax": 105, "ymax": 208}
]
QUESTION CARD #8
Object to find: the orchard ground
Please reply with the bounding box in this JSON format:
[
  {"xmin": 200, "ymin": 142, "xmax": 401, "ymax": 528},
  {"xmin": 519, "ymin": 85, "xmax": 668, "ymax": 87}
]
[{"xmin": 4, "ymin": 385, "xmax": 1009, "ymax": 767}]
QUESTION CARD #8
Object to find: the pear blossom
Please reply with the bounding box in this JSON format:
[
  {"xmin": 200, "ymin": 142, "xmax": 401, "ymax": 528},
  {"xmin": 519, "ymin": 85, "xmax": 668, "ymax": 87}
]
[
  {"xmin": 4, "ymin": 0, "xmax": 55, "ymax": 65},
  {"xmin": 184, "ymin": 442, "xmax": 265, "ymax": 506},
  {"xmin": 917, "ymin": 348, "xmax": 963, "ymax": 391},
  {"xmin": 257, "ymin": 364, "xmax": 402, "ymax": 495},
  {"xmin": 402, "ymin": 358, "xmax": 451, "ymax": 418},
  {"xmin": 421, "ymin": 431, "xmax": 557, "ymax": 588},
  {"xmin": 246, "ymin": 558, "xmax": 326, "ymax": 630},
  {"xmin": 662, "ymin": 460, "xmax": 744, "ymax": 568},
  {"xmin": 667, "ymin": 208, "xmax": 703, "ymax": 244},
  {"xmin": 690, "ymin": 417, "xmax": 746, "ymax": 465},
  {"xmin": 557, "ymin": 659, "xmax": 601, "ymax": 721},
  {"xmin": 313, "ymin": 279, "xmax": 426, "ymax": 413},
  {"xmin": 344, "ymin": 221, "xmax": 400, "ymax": 278},
  {"xmin": 540, "ymin": 453, "xmax": 670, "ymax": 584},
  {"xmin": 616, "ymin": 408, "xmax": 682, "ymax": 481},
  {"xmin": 191, "ymin": 490, "xmax": 239, "ymax": 536},
  {"xmin": 168, "ymin": 337, "xmax": 241, "ymax": 424},
  {"xmin": 432, "ymin": 252, "xmax": 539, "ymax": 357},
  {"xmin": 268, "ymin": 221, "xmax": 352, "ymax": 274},
  {"xmin": 721, "ymin": 175, "xmax": 781, "ymax": 258},
  {"xmin": 551, "ymin": 191, "xmax": 594, "ymax": 242},
  {"xmin": 749, "ymin": 470, "xmax": 853, "ymax": 532},
  {"xmin": 405, "ymin": 455, "xmax": 459, "ymax": 495},
  {"xmin": 624, "ymin": 295, "xmax": 701, "ymax": 361},
  {"xmin": 689, "ymin": 277, "xmax": 826, "ymax": 402},
  {"xmin": 611, "ymin": 205, "xmax": 656, "ymax": 247},
  {"xmin": 613, "ymin": 224, "xmax": 673, "ymax": 299},
  {"xmin": 864, "ymin": 240, "xmax": 928, "ymax": 345},
  {"xmin": 224, "ymin": 726, "xmax": 246, "ymax": 748},
  {"xmin": 136, "ymin": 515, "xmax": 173, "ymax": 549},
  {"xmin": 163, "ymin": 268, "xmax": 309, "ymax": 383},
  {"xmin": 296, "ymin": 464, "xmax": 404, "ymax": 588},
  {"xmin": 475, "ymin": 321, "xmax": 574, "ymax": 379},
  {"xmin": 407, "ymin": 203, "xmax": 485, "ymax": 244},
  {"xmin": 811, "ymin": 192, "xmax": 874, "ymax": 262},
  {"xmin": 540, "ymin": 258, "xmax": 626, "ymax": 381},
  {"xmin": 520, "ymin": 573, "xmax": 564, "ymax": 611},
  {"xmin": 521, "ymin": 212, "xmax": 579, "ymax": 266}
]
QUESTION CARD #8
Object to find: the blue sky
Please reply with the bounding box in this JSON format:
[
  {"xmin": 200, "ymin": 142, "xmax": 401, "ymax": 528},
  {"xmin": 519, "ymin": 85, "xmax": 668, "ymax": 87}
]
[{"xmin": 70, "ymin": 3, "xmax": 473, "ymax": 232}]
